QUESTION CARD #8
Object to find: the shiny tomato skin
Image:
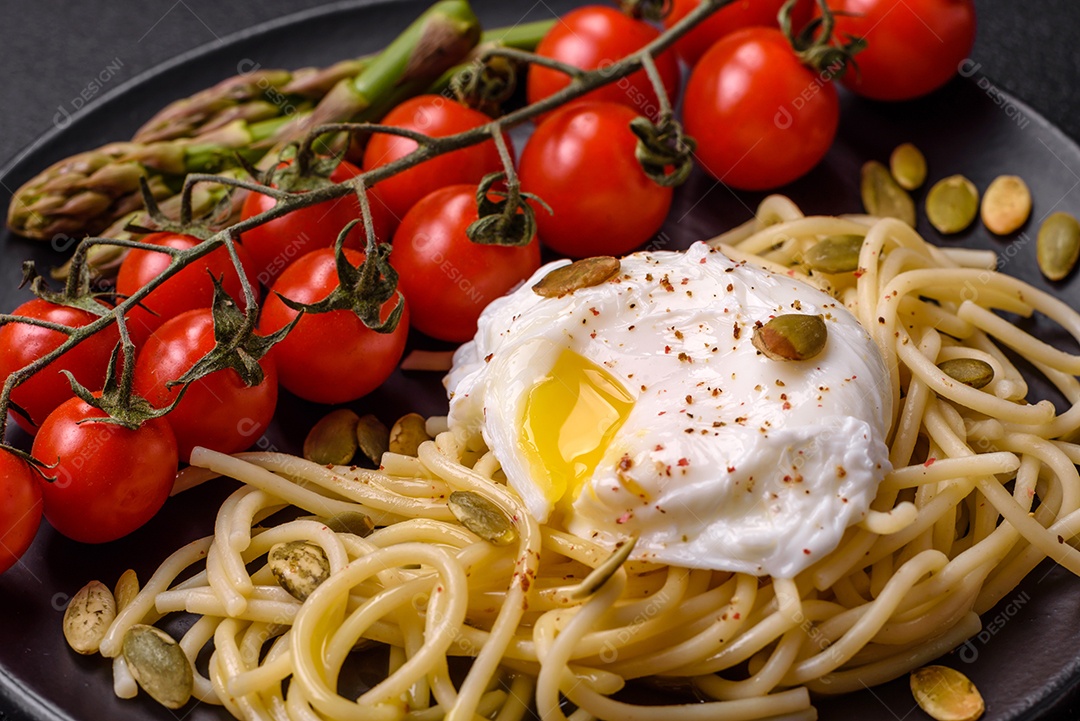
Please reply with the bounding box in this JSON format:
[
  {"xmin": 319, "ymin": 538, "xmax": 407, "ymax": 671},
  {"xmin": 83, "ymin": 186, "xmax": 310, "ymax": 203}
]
[
  {"xmin": 240, "ymin": 159, "xmax": 394, "ymax": 285},
  {"xmin": 527, "ymin": 6, "xmax": 680, "ymax": 121},
  {"xmin": 116, "ymin": 232, "xmax": 260, "ymax": 346},
  {"xmin": 664, "ymin": 0, "xmax": 792, "ymax": 67},
  {"xmin": 683, "ymin": 28, "xmax": 839, "ymax": 190},
  {"xmin": 31, "ymin": 398, "xmax": 177, "ymax": 544},
  {"xmin": 821, "ymin": 0, "xmax": 976, "ymax": 101},
  {"xmin": 0, "ymin": 299, "xmax": 119, "ymax": 434},
  {"xmin": 518, "ymin": 101, "xmax": 673, "ymax": 258},
  {"xmin": 257, "ymin": 249, "xmax": 409, "ymax": 404},
  {"xmin": 362, "ymin": 96, "xmax": 505, "ymax": 222},
  {"xmin": 133, "ymin": 309, "xmax": 278, "ymax": 462},
  {"xmin": 0, "ymin": 451, "xmax": 42, "ymax": 574},
  {"xmin": 390, "ymin": 185, "xmax": 541, "ymax": 342}
]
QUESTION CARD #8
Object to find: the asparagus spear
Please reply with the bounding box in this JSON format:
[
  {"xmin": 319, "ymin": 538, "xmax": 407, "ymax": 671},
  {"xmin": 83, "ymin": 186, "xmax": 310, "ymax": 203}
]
[{"xmin": 8, "ymin": 0, "xmax": 484, "ymax": 241}]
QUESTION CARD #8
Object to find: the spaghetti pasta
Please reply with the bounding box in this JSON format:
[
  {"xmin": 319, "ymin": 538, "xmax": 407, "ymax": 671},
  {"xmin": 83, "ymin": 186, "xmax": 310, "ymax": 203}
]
[{"xmin": 81, "ymin": 196, "xmax": 1080, "ymax": 720}]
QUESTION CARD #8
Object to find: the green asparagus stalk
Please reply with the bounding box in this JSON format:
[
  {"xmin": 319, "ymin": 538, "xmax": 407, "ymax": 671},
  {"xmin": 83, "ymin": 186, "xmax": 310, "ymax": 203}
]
[
  {"xmin": 133, "ymin": 59, "xmax": 369, "ymax": 144},
  {"xmin": 8, "ymin": 0, "xmax": 483, "ymax": 242}
]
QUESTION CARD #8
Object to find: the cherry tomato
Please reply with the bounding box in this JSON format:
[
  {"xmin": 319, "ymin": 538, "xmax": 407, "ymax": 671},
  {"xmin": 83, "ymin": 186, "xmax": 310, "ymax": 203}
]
[
  {"xmin": 390, "ymin": 185, "xmax": 541, "ymax": 342},
  {"xmin": 0, "ymin": 451, "xmax": 42, "ymax": 574},
  {"xmin": 32, "ymin": 398, "xmax": 177, "ymax": 544},
  {"xmin": 819, "ymin": 0, "xmax": 976, "ymax": 101},
  {"xmin": 518, "ymin": 102, "xmax": 672, "ymax": 258},
  {"xmin": 664, "ymin": 0, "xmax": 791, "ymax": 66},
  {"xmin": 116, "ymin": 232, "xmax": 260, "ymax": 346},
  {"xmin": 362, "ymin": 95, "xmax": 506, "ymax": 222},
  {"xmin": 257, "ymin": 249, "xmax": 409, "ymax": 404},
  {"xmin": 527, "ymin": 6, "xmax": 680, "ymax": 122},
  {"xmin": 133, "ymin": 309, "xmax": 278, "ymax": 462},
  {"xmin": 240, "ymin": 159, "xmax": 394, "ymax": 285},
  {"xmin": 683, "ymin": 28, "xmax": 839, "ymax": 190},
  {"xmin": 0, "ymin": 299, "xmax": 119, "ymax": 434}
]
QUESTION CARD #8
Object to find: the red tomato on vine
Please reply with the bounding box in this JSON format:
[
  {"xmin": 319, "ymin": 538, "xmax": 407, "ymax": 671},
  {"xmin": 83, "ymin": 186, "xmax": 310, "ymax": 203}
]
[
  {"xmin": 682, "ymin": 27, "xmax": 839, "ymax": 190},
  {"xmin": 0, "ymin": 451, "xmax": 41, "ymax": 574},
  {"xmin": 527, "ymin": 5, "xmax": 680, "ymax": 121},
  {"xmin": 390, "ymin": 185, "xmax": 541, "ymax": 343}
]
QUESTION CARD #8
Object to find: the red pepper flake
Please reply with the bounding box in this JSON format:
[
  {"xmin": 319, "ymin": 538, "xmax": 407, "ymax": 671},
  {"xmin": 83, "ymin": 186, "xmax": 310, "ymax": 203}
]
[
  {"xmin": 655, "ymin": 444, "xmax": 665, "ymax": 451},
  {"xmin": 664, "ymin": 345, "xmax": 672, "ymax": 354},
  {"xmin": 618, "ymin": 455, "xmax": 633, "ymax": 471},
  {"xmin": 726, "ymin": 283, "xmax": 734, "ymax": 292},
  {"xmin": 924, "ymin": 457, "xmax": 936, "ymax": 467},
  {"xmin": 782, "ymin": 401, "xmax": 792, "ymax": 410},
  {"xmin": 616, "ymin": 512, "xmax": 632, "ymax": 524},
  {"xmin": 803, "ymin": 549, "xmax": 811, "ymax": 555},
  {"xmin": 732, "ymin": 612, "xmax": 741, "ymax": 620},
  {"xmin": 589, "ymin": 307, "xmax": 600, "ymax": 316},
  {"xmin": 853, "ymin": 269, "xmax": 865, "ymax": 278},
  {"xmin": 732, "ymin": 322, "xmax": 741, "ymax": 340},
  {"xmin": 590, "ymin": 332, "xmax": 597, "ymax": 339},
  {"xmin": 484, "ymin": 354, "xmax": 493, "ymax": 362},
  {"xmin": 727, "ymin": 466, "xmax": 736, "ymax": 473},
  {"xmin": 699, "ymin": 257, "xmax": 707, "ymax": 263},
  {"xmin": 677, "ymin": 458, "xmax": 690, "ymax": 467}
]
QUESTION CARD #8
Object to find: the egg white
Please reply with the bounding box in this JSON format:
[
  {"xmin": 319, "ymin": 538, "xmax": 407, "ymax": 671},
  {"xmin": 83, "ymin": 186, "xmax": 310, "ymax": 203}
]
[{"xmin": 446, "ymin": 242, "xmax": 891, "ymax": 578}]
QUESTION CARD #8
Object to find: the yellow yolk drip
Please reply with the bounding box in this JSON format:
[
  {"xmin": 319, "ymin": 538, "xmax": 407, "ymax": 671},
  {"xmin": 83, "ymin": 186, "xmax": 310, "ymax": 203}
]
[{"xmin": 521, "ymin": 350, "xmax": 634, "ymax": 509}]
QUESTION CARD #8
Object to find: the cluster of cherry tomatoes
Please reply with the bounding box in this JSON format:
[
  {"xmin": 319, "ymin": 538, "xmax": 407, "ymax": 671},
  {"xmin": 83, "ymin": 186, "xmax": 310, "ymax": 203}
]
[{"xmin": 0, "ymin": 0, "xmax": 977, "ymax": 572}]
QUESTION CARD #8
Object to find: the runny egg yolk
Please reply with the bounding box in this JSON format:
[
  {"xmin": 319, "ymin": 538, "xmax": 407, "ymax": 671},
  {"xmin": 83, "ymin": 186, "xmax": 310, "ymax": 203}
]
[{"xmin": 521, "ymin": 350, "xmax": 634, "ymax": 509}]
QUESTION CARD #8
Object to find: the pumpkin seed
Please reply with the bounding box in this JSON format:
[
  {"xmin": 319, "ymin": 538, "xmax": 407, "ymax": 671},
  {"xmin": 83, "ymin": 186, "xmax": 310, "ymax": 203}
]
[
  {"xmin": 533, "ymin": 257, "xmax": 621, "ymax": 298},
  {"xmin": 910, "ymin": 665, "xmax": 985, "ymax": 721},
  {"xmin": 122, "ymin": 625, "xmax": 193, "ymax": 709},
  {"xmin": 268, "ymin": 540, "xmax": 331, "ymax": 602},
  {"xmin": 861, "ymin": 160, "xmax": 916, "ymax": 226},
  {"xmin": 803, "ymin": 234, "xmax": 864, "ymax": 274},
  {"xmin": 113, "ymin": 569, "xmax": 139, "ymax": 613},
  {"xmin": 889, "ymin": 143, "xmax": 927, "ymax": 190},
  {"xmin": 980, "ymin": 175, "xmax": 1031, "ymax": 235},
  {"xmin": 938, "ymin": 358, "xmax": 994, "ymax": 389},
  {"xmin": 389, "ymin": 413, "xmax": 431, "ymax": 457},
  {"xmin": 448, "ymin": 491, "xmax": 517, "ymax": 546},
  {"xmin": 926, "ymin": 175, "xmax": 979, "ymax": 234},
  {"xmin": 63, "ymin": 580, "xmax": 117, "ymax": 655},
  {"xmin": 355, "ymin": 414, "xmax": 391, "ymax": 464},
  {"xmin": 304, "ymin": 409, "xmax": 360, "ymax": 466},
  {"xmin": 1037, "ymin": 212, "xmax": 1080, "ymax": 282},
  {"xmin": 324, "ymin": 511, "xmax": 375, "ymax": 538},
  {"xmin": 571, "ymin": 537, "xmax": 638, "ymax": 599},
  {"xmin": 751, "ymin": 314, "xmax": 828, "ymax": 362}
]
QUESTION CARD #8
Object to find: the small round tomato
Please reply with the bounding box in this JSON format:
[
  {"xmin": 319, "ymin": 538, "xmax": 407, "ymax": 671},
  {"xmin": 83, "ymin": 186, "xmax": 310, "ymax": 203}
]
[
  {"xmin": 133, "ymin": 309, "xmax": 278, "ymax": 462},
  {"xmin": 362, "ymin": 95, "xmax": 506, "ymax": 222},
  {"xmin": 116, "ymin": 232, "xmax": 260, "ymax": 345},
  {"xmin": 527, "ymin": 6, "xmax": 680, "ymax": 121},
  {"xmin": 664, "ymin": 0, "xmax": 793, "ymax": 66},
  {"xmin": 518, "ymin": 102, "xmax": 672, "ymax": 258},
  {"xmin": 820, "ymin": 0, "xmax": 976, "ymax": 101},
  {"xmin": 258, "ymin": 249, "xmax": 409, "ymax": 404},
  {"xmin": 0, "ymin": 299, "xmax": 119, "ymax": 434},
  {"xmin": 683, "ymin": 28, "xmax": 839, "ymax": 190},
  {"xmin": 32, "ymin": 398, "xmax": 177, "ymax": 544},
  {"xmin": 390, "ymin": 185, "xmax": 541, "ymax": 342},
  {"xmin": 240, "ymin": 159, "xmax": 394, "ymax": 285},
  {"xmin": 0, "ymin": 451, "xmax": 42, "ymax": 574}
]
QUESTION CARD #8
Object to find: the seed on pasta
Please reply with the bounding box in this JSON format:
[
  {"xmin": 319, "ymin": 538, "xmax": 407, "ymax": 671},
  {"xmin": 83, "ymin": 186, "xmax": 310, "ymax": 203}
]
[
  {"xmin": 113, "ymin": 569, "xmax": 139, "ymax": 613},
  {"xmin": 389, "ymin": 413, "xmax": 431, "ymax": 457},
  {"xmin": 268, "ymin": 541, "xmax": 331, "ymax": 602},
  {"xmin": 304, "ymin": 409, "xmax": 360, "ymax": 466},
  {"xmin": 122, "ymin": 625, "xmax": 193, "ymax": 710},
  {"xmin": 449, "ymin": 491, "xmax": 517, "ymax": 546},
  {"xmin": 323, "ymin": 511, "xmax": 375, "ymax": 538},
  {"xmin": 63, "ymin": 580, "xmax": 116, "ymax": 655},
  {"xmin": 571, "ymin": 536, "xmax": 638, "ymax": 599},
  {"xmin": 861, "ymin": 160, "xmax": 916, "ymax": 226},
  {"xmin": 803, "ymin": 235, "xmax": 864, "ymax": 274},
  {"xmin": 937, "ymin": 358, "xmax": 994, "ymax": 389},
  {"xmin": 751, "ymin": 314, "xmax": 827, "ymax": 362},
  {"xmin": 910, "ymin": 665, "xmax": 984, "ymax": 721}
]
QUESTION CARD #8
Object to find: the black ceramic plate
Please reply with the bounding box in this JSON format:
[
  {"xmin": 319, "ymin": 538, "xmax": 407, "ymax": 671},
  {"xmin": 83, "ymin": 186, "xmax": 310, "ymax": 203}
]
[{"xmin": 2, "ymin": 1, "xmax": 1080, "ymax": 720}]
